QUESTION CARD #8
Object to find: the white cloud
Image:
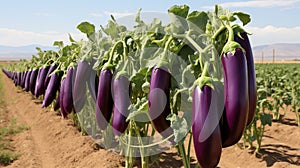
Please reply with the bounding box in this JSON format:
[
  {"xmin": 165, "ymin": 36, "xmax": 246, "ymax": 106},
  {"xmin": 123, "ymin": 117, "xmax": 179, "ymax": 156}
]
[
  {"xmin": 246, "ymin": 25, "xmax": 300, "ymax": 46},
  {"xmin": 104, "ymin": 11, "xmax": 135, "ymax": 18},
  {"xmin": 0, "ymin": 28, "xmax": 86, "ymax": 46},
  {"xmin": 89, "ymin": 13, "xmax": 103, "ymax": 17},
  {"xmin": 203, "ymin": 0, "xmax": 300, "ymax": 9}
]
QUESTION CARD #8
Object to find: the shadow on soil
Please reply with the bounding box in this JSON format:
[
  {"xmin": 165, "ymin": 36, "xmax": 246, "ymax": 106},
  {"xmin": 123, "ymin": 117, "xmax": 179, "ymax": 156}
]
[{"xmin": 255, "ymin": 144, "xmax": 300, "ymax": 167}]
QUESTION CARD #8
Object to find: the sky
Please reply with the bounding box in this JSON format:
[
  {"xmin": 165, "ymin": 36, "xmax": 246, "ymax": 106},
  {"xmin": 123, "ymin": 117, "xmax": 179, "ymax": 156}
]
[{"xmin": 1, "ymin": 0, "xmax": 300, "ymax": 47}]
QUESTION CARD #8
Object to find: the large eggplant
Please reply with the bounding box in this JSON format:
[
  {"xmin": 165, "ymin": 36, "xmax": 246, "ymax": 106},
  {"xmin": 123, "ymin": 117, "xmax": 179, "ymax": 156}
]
[
  {"xmin": 59, "ymin": 79, "xmax": 68, "ymax": 118},
  {"xmin": 148, "ymin": 67, "xmax": 173, "ymax": 139},
  {"xmin": 87, "ymin": 69, "xmax": 97, "ymax": 102},
  {"xmin": 96, "ymin": 69, "xmax": 113, "ymax": 130},
  {"xmin": 221, "ymin": 48, "xmax": 249, "ymax": 147},
  {"xmin": 42, "ymin": 72, "xmax": 61, "ymax": 108},
  {"xmin": 35, "ymin": 66, "xmax": 50, "ymax": 97},
  {"xmin": 112, "ymin": 76, "xmax": 130, "ymax": 136},
  {"xmin": 73, "ymin": 61, "xmax": 91, "ymax": 112},
  {"xmin": 62, "ymin": 67, "xmax": 74, "ymax": 114},
  {"xmin": 34, "ymin": 68, "xmax": 42, "ymax": 96},
  {"xmin": 234, "ymin": 32, "xmax": 257, "ymax": 125},
  {"xmin": 25, "ymin": 70, "xmax": 32, "ymax": 92},
  {"xmin": 29, "ymin": 69, "xmax": 39, "ymax": 95},
  {"xmin": 192, "ymin": 85, "xmax": 222, "ymax": 168},
  {"xmin": 44, "ymin": 64, "xmax": 57, "ymax": 92}
]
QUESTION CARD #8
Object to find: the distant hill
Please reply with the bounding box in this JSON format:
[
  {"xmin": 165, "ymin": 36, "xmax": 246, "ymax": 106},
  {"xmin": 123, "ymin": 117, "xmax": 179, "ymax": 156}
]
[
  {"xmin": 1, "ymin": 43, "xmax": 299, "ymax": 61},
  {"xmin": 0, "ymin": 45, "xmax": 56, "ymax": 60},
  {"xmin": 253, "ymin": 43, "xmax": 300, "ymax": 61}
]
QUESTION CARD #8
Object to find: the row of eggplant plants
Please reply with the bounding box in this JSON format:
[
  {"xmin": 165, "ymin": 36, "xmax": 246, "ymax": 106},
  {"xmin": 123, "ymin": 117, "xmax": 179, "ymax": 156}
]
[{"xmin": 2, "ymin": 5, "xmax": 256, "ymax": 168}]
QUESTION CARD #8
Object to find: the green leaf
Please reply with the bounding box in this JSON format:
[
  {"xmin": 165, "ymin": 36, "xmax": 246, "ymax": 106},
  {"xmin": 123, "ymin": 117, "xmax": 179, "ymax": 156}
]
[
  {"xmin": 187, "ymin": 11, "xmax": 209, "ymax": 32},
  {"xmin": 260, "ymin": 114, "xmax": 272, "ymax": 126},
  {"xmin": 77, "ymin": 22, "xmax": 95, "ymax": 35},
  {"xmin": 233, "ymin": 12, "xmax": 251, "ymax": 26},
  {"xmin": 168, "ymin": 5, "xmax": 190, "ymax": 18},
  {"xmin": 167, "ymin": 114, "xmax": 189, "ymax": 143},
  {"xmin": 68, "ymin": 33, "xmax": 76, "ymax": 43}
]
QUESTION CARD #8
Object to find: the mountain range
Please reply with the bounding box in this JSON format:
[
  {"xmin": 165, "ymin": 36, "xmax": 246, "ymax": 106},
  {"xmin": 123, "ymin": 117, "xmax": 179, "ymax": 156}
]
[{"xmin": 0, "ymin": 43, "xmax": 299, "ymax": 61}]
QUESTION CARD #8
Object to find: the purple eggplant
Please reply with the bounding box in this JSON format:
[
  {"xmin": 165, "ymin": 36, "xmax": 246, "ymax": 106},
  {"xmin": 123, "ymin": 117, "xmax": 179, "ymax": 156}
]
[
  {"xmin": 44, "ymin": 64, "xmax": 57, "ymax": 92},
  {"xmin": 96, "ymin": 69, "xmax": 113, "ymax": 130},
  {"xmin": 112, "ymin": 76, "xmax": 130, "ymax": 136},
  {"xmin": 73, "ymin": 61, "xmax": 91, "ymax": 112},
  {"xmin": 192, "ymin": 85, "xmax": 222, "ymax": 168},
  {"xmin": 62, "ymin": 67, "xmax": 74, "ymax": 114},
  {"xmin": 59, "ymin": 79, "xmax": 68, "ymax": 118},
  {"xmin": 42, "ymin": 72, "xmax": 61, "ymax": 108},
  {"xmin": 234, "ymin": 32, "xmax": 257, "ymax": 125},
  {"xmin": 29, "ymin": 69, "xmax": 39, "ymax": 95},
  {"xmin": 221, "ymin": 48, "xmax": 249, "ymax": 147},
  {"xmin": 148, "ymin": 67, "xmax": 173, "ymax": 139},
  {"xmin": 35, "ymin": 66, "xmax": 50, "ymax": 97},
  {"xmin": 21, "ymin": 71, "xmax": 27, "ymax": 88},
  {"xmin": 25, "ymin": 70, "xmax": 32, "ymax": 92},
  {"xmin": 34, "ymin": 68, "xmax": 42, "ymax": 96}
]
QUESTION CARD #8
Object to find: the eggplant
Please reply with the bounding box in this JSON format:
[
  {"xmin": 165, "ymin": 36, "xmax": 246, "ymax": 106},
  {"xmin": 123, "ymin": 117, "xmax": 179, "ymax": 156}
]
[
  {"xmin": 192, "ymin": 85, "xmax": 222, "ymax": 168},
  {"xmin": 59, "ymin": 79, "xmax": 68, "ymax": 118},
  {"xmin": 35, "ymin": 66, "xmax": 50, "ymax": 97},
  {"xmin": 148, "ymin": 67, "xmax": 173, "ymax": 139},
  {"xmin": 96, "ymin": 69, "xmax": 113, "ymax": 130},
  {"xmin": 42, "ymin": 72, "xmax": 61, "ymax": 108},
  {"xmin": 221, "ymin": 48, "xmax": 249, "ymax": 147},
  {"xmin": 34, "ymin": 68, "xmax": 42, "ymax": 97},
  {"xmin": 112, "ymin": 76, "xmax": 130, "ymax": 136},
  {"xmin": 21, "ymin": 71, "xmax": 27, "ymax": 88},
  {"xmin": 73, "ymin": 61, "xmax": 91, "ymax": 112},
  {"xmin": 29, "ymin": 69, "xmax": 39, "ymax": 95},
  {"xmin": 62, "ymin": 67, "xmax": 74, "ymax": 114},
  {"xmin": 234, "ymin": 32, "xmax": 257, "ymax": 125},
  {"xmin": 44, "ymin": 64, "xmax": 57, "ymax": 92},
  {"xmin": 25, "ymin": 70, "xmax": 32, "ymax": 92}
]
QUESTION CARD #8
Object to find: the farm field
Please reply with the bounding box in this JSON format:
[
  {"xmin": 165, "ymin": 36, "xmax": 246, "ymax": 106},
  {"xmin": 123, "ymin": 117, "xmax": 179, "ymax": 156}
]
[
  {"xmin": 0, "ymin": 62, "xmax": 299, "ymax": 168},
  {"xmin": 1, "ymin": 4, "xmax": 300, "ymax": 168}
]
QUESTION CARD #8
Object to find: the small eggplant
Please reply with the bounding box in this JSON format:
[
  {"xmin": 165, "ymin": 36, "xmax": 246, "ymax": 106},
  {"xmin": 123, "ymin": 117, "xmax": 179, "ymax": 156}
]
[
  {"xmin": 96, "ymin": 69, "xmax": 113, "ymax": 130},
  {"xmin": 148, "ymin": 67, "xmax": 173, "ymax": 139},
  {"xmin": 42, "ymin": 72, "xmax": 61, "ymax": 108},
  {"xmin": 112, "ymin": 76, "xmax": 130, "ymax": 136}
]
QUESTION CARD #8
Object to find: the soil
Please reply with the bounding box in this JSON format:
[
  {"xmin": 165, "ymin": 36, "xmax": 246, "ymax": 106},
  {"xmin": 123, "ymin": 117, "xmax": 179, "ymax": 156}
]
[{"xmin": 0, "ymin": 71, "xmax": 299, "ymax": 168}]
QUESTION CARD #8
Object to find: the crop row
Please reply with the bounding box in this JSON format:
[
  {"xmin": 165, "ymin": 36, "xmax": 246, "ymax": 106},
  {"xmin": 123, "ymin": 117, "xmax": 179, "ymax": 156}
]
[{"xmin": 1, "ymin": 5, "xmax": 262, "ymax": 168}]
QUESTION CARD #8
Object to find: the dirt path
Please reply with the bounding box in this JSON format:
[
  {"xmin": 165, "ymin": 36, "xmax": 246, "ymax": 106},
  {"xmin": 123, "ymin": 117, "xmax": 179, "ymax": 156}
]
[
  {"xmin": 1, "ymin": 70, "xmax": 300, "ymax": 168},
  {"xmin": 0, "ymin": 72, "xmax": 124, "ymax": 168}
]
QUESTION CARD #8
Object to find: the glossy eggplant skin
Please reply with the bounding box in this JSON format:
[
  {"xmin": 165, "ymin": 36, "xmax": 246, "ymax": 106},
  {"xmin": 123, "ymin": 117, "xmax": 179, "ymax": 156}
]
[
  {"xmin": 44, "ymin": 64, "xmax": 57, "ymax": 92},
  {"xmin": 21, "ymin": 71, "xmax": 28, "ymax": 88},
  {"xmin": 29, "ymin": 69, "xmax": 39, "ymax": 95},
  {"xmin": 73, "ymin": 61, "xmax": 91, "ymax": 112},
  {"xmin": 148, "ymin": 67, "xmax": 173, "ymax": 139},
  {"xmin": 234, "ymin": 32, "xmax": 257, "ymax": 125},
  {"xmin": 62, "ymin": 67, "xmax": 74, "ymax": 114},
  {"xmin": 35, "ymin": 66, "xmax": 50, "ymax": 97},
  {"xmin": 25, "ymin": 70, "xmax": 32, "ymax": 92},
  {"xmin": 34, "ymin": 68, "xmax": 42, "ymax": 97},
  {"xmin": 112, "ymin": 76, "xmax": 130, "ymax": 136},
  {"xmin": 221, "ymin": 48, "xmax": 249, "ymax": 147},
  {"xmin": 42, "ymin": 73, "xmax": 61, "ymax": 108},
  {"xmin": 96, "ymin": 69, "xmax": 113, "ymax": 130},
  {"xmin": 59, "ymin": 79, "xmax": 68, "ymax": 118},
  {"xmin": 192, "ymin": 86, "xmax": 222, "ymax": 168}
]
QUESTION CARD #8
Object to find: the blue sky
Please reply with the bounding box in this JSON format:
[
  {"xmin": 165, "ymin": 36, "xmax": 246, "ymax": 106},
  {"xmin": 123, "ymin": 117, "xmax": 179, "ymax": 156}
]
[{"xmin": 1, "ymin": 0, "xmax": 300, "ymax": 47}]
